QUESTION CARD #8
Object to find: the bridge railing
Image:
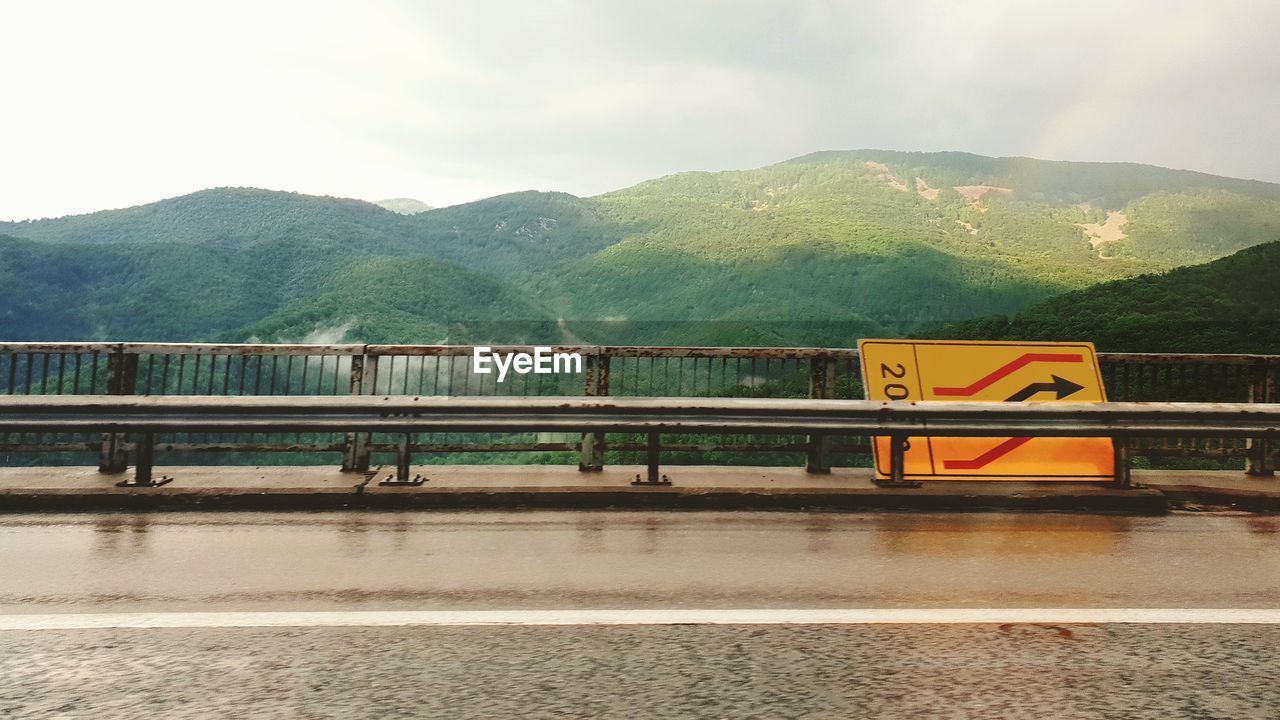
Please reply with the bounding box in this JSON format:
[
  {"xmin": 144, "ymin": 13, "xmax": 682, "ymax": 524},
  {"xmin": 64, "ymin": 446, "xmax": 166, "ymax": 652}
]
[
  {"xmin": 1098, "ymin": 353, "xmax": 1270, "ymax": 465},
  {"xmin": 2, "ymin": 395, "xmax": 1276, "ymax": 487},
  {"xmin": 0, "ymin": 343, "xmax": 1275, "ymax": 476}
]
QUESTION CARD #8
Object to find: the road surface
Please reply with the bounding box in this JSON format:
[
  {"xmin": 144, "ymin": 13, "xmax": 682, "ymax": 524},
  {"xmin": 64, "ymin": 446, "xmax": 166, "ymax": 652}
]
[{"xmin": 2, "ymin": 511, "xmax": 1278, "ymax": 718}]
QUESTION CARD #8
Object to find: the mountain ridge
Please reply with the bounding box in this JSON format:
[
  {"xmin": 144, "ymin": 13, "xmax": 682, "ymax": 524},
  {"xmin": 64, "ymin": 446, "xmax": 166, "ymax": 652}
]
[
  {"xmin": 376, "ymin": 198, "xmax": 433, "ymax": 215},
  {"xmin": 11, "ymin": 149, "xmax": 1280, "ymax": 226}
]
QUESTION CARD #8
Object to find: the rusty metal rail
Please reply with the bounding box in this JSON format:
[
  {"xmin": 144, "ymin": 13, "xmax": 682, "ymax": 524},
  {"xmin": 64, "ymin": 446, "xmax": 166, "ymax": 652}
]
[
  {"xmin": 4, "ymin": 395, "xmax": 1279, "ymax": 435},
  {"xmin": 0, "ymin": 395, "xmax": 1276, "ymax": 487},
  {"xmin": 0, "ymin": 342, "xmax": 1276, "ymax": 477}
]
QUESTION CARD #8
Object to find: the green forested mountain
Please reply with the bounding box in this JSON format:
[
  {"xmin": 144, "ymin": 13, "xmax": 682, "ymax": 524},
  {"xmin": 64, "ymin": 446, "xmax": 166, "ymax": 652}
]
[
  {"xmin": 3, "ymin": 150, "xmax": 1279, "ymax": 346},
  {"xmin": 0, "ymin": 233, "xmax": 556, "ymax": 343},
  {"xmin": 936, "ymin": 241, "xmax": 1280, "ymax": 353}
]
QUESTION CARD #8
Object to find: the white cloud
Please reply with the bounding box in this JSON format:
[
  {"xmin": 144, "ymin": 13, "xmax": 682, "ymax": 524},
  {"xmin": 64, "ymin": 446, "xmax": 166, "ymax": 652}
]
[{"xmin": 1, "ymin": 0, "xmax": 1278, "ymax": 219}]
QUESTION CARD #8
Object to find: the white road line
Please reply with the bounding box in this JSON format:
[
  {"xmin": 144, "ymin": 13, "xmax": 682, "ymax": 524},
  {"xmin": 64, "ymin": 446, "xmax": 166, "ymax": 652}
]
[{"xmin": 2, "ymin": 608, "xmax": 1280, "ymax": 631}]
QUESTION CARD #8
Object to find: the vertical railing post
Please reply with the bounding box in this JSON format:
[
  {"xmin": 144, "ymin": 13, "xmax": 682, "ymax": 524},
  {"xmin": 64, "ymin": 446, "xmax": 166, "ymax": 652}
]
[
  {"xmin": 396, "ymin": 433, "xmax": 411, "ymax": 482},
  {"xmin": 134, "ymin": 432, "xmax": 154, "ymax": 485},
  {"xmin": 1113, "ymin": 437, "xmax": 1132, "ymax": 488},
  {"xmin": 342, "ymin": 351, "xmax": 371, "ymax": 472},
  {"xmin": 1247, "ymin": 360, "xmax": 1276, "ymax": 476},
  {"xmin": 97, "ymin": 345, "xmax": 134, "ymax": 473},
  {"xmin": 578, "ymin": 351, "xmax": 608, "ymax": 472},
  {"xmin": 805, "ymin": 354, "xmax": 835, "ymax": 473}
]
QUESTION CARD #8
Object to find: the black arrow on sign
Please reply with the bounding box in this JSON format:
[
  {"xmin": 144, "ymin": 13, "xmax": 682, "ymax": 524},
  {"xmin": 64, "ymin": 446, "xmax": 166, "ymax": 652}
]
[{"xmin": 1004, "ymin": 375, "xmax": 1085, "ymax": 402}]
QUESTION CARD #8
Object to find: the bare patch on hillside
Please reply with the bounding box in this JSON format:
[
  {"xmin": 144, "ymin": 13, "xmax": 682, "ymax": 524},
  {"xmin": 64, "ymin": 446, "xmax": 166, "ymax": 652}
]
[
  {"xmin": 864, "ymin": 161, "xmax": 909, "ymax": 193},
  {"xmin": 916, "ymin": 178, "xmax": 939, "ymax": 201},
  {"xmin": 950, "ymin": 185, "xmax": 1012, "ymax": 213},
  {"xmin": 954, "ymin": 185, "xmax": 1013, "ymax": 201},
  {"xmin": 955, "ymin": 220, "xmax": 978, "ymax": 235},
  {"xmin": 305, "ymin": 323, "xmax": 350, "ymax": 343},
  {"xmin": 1077, "ymin": 211, "xmax": 1128, "ymax": 257}
]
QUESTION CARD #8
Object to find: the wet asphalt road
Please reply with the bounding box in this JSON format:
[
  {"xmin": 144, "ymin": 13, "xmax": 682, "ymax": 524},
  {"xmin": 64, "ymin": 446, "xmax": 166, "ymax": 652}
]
[
  {"xmin": 2, "ymin": 511, "xmax": 1279, "ymax": 718},
  {"xmin": 5, "ymin": 623, "xmax": 1279, "ymax": 719},
  {"xmin": 4, "ymin": 511, "xmax": 1280, "ymax": 612}
]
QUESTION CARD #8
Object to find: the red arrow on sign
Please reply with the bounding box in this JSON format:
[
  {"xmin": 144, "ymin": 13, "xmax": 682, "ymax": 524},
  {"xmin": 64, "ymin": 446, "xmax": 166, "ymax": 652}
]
[
  {"xmin": 932, "ymin": 353, "xmax": 1084, "ymax": 397},
  {"xmin": 941, "ymin": 436, "xmax": 1033, "ymax": 470}
]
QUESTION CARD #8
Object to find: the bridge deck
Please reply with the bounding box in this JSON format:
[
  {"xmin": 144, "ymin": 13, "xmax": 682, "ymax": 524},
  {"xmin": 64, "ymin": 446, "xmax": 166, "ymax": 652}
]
[
  {"xmin": 0, "ymin": 465, "xmax": 1273, "ymax": 513},
  {"xmin": 0, "ymin": 464, "xmax": 1268, "ymax": 490}
]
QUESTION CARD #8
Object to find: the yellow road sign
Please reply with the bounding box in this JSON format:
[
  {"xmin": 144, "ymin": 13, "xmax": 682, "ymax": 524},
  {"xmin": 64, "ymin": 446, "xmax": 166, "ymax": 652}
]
[{"xmin": 858, "ymin": 339, "xmax": 1113, "ymax": 481}]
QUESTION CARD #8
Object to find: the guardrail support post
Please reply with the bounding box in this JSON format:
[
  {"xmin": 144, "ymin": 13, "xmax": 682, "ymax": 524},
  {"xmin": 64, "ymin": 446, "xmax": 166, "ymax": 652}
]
[
  {"xmin": 1113, "ymin": 438, "xmax": 1132, "ymax": 488},
  {"xmin": 1246, "ymin": 362, "xmax": 1276, "ymax": 476},
  {"xmin": 805, "ymin": 356, "xmax": 835, "ymax": 473},
  {"xmin": 134, "ymin": 432, "xmax": 153, "ymax": 485},
  {"xmin": 115, "ymin": 432, "xmax": 170, "ymax": 487},
  {"xmin": 377, "ymin": 433, "xmax": 426, "ymax": 486},
  {"xmin": 342, "ymin": 353, "xmax": 371, "ymax": 473},
  {"xmin": 631, "ymin": 431, "xmax": 671, "ymax": 486},
  {"xmin": 97, "ymin": 347, "xmax": 134, "ymax": 474},
  {"xmin": 873, "ymin": 434, "xmax": 921, "ymax": 488},
  {"xmin": 579, "ymin": 353, "xmax": 609, "ymax": 472},
  {"xmin": 397, "ymin": 433, "xmax": 410, "ymax": 481}
]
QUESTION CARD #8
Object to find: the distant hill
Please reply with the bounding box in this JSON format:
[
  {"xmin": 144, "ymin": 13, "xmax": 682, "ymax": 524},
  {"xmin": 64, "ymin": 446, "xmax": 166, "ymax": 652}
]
[
  {"xmin": 934, "ymin": 241, "xmax": 1280, "ymax": 353},
  {"xmin": 376, "ymin": 198, "xmax": 433, "ymax": 215},
  {"xmin": 0, "ymin": 188, "xmax": 411, "ymax": 247},
  {"xmin": 2, "ymin": 151, "xmax": 1279, "ymax": 346}
]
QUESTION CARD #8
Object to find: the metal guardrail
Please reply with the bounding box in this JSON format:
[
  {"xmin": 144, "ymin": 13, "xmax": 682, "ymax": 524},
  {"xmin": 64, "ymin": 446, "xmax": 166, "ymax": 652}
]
[
  {"xmin": 0, "ymin": 343, "xmax": 1276, "ymax": 476},
  {"xmin": 0, "ymin": 395, "xmax": 1276, "ymax": 487}
]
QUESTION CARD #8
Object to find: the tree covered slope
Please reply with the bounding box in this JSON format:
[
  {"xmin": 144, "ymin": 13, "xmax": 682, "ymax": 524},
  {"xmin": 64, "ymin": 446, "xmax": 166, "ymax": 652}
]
[
  {"xmin": 2, "ymin": 150, "xmax": 1278, "ymax": 346},
  {"xmin": 0, "ymin": 233, "xmax": 555, "ymax": 343},
  {"xmin": 935, "ymin": 241, "xmax": 1280, "ymax": 353}
]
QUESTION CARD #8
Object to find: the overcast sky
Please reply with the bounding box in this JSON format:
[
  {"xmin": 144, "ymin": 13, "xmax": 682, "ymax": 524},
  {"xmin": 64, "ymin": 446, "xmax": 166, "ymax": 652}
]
[{"xmin": 3, "ymin": 0, "xmax": 1278, "ymax": 219}]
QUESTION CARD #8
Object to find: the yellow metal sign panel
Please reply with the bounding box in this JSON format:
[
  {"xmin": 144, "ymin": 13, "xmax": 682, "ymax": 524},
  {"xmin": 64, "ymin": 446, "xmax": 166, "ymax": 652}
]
[{"xmin": 858, "ymin": 339, "xmax": 1113, "ymax": 481}]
